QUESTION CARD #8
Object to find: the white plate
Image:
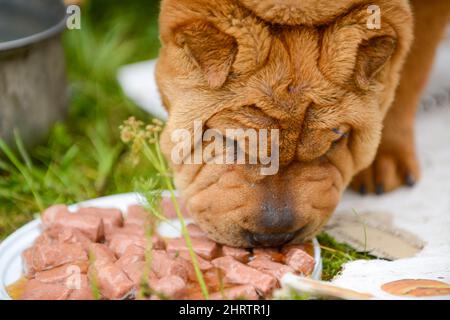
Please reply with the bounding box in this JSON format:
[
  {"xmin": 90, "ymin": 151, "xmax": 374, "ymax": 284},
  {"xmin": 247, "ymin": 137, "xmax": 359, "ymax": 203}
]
[{"xmin": 0, "ymin": 192, "xmax": 322, "ymax": 300}]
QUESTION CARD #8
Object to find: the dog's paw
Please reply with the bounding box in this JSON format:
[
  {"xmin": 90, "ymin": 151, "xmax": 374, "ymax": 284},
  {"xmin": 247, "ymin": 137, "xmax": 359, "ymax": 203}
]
[{"xmin": 351, "ymin": 148, "xmax": 420, "ymax": 195}]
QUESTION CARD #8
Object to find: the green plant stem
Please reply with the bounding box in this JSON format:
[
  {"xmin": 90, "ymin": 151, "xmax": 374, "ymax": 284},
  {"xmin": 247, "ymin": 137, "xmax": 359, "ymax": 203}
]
[
  {"xmin": 352, "ymin": 208, "xmax": 368, "ymax": 254},
  {"xmin": 320, "ymin": 245, "xmax": 355, "ymax": 261},
  {"xmin": 165, "ymin": 180, "xmax": 210, "ymax": 300},
  {"xmin": 138, "ymin": 132, "xmax": 209, "ymax": 299}
]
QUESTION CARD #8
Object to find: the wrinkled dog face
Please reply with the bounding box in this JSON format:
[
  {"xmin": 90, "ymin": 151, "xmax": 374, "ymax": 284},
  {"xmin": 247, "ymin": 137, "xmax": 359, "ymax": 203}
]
[{"xmin": 157, "ymin": 0, "xmax": 413, "ymax": 247}]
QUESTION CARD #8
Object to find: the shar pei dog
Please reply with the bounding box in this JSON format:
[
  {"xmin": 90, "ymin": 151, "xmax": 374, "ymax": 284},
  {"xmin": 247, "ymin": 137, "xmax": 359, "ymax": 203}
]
[{"xmin": 156, "ymin": 0, "xmax": 450, "ymax": 247}]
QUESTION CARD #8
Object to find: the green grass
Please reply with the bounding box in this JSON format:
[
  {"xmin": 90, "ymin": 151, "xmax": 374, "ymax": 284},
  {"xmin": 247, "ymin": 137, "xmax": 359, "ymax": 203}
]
[
  {"xmin": 0, "ymin": 0, "xmax": 160, "ymax": 237},
  {"xmin": 0, "ymin": 0, "xmax": 373, "ymax": 282},
  {"xmin": 317, "ymin": 233, "xmax": 375, "ymax": 281}
]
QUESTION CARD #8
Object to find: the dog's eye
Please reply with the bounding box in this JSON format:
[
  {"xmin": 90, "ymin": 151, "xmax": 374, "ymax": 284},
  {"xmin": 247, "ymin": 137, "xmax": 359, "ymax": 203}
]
[
  {"xmin": 332, "ymin": 128, "xmax": 349, "ymax": 140},
  {"xmin": 331, "ymin": 126, "xmax": 350, "ymax": 143},
  {"xmin": 328, "ymin": 128, "xmax": 350, "ymax": 154}
]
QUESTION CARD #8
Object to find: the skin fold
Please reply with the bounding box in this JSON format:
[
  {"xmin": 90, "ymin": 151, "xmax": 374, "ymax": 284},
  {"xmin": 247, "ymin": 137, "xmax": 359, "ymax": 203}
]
[{"xmin": 156, "ymin": 0, "xmax": 450, "ymax": 247}]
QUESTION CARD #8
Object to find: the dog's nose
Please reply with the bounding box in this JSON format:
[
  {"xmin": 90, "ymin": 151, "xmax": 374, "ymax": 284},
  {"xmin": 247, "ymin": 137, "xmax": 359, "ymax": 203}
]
[
  {"xmin": 247, "ymin": 232, "xmax": 296, "ymax": 247},
  {"xmin": 245, "ymin": 202, "xmax": 299, "ymax": 246},
  {"xmin": 247, "ymin": 203, "xmax": 297, "ymax": 246},
  {"xmin": 259, "ymin": 202, "xmax": 295, "ymax": 232}
]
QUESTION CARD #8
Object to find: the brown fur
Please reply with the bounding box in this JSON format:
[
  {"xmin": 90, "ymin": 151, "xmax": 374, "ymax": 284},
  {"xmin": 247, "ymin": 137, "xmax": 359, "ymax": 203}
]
[
  {"xmin": 352, "ymin": 0, "xmax": 450, "ymax": 194},
  {"xmin": 156, "ymin": 0, "xmax": 450, "ymax": 247}
]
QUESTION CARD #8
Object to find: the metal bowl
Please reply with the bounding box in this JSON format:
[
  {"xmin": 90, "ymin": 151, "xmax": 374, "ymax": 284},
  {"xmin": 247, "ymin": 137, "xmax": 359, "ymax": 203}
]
[{"xmin": 0, "ymin": 0, "xmax": 68, "ymax": 146}]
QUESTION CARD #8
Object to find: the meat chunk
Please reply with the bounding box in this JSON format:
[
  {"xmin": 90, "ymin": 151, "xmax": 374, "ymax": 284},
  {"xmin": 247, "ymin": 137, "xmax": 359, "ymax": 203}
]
[
  {"xmin": 284, "ymin": 248, "xmax": 315, "ymax": 275},
  {"xmin": 54, "ymin": 227, "xmax": 92, "ymax": 250},
  {"xmin": 115, "ymin": 244, "xmax": 145, "ymax": 267},
  {"xmin": 186, "ymin": 224, "xmax": 207, "ymax": 238},
  {"xmin": 181, "ymin": 268, "xmax": 226, "ymax": 300},
  {"xmin": 212, "ymin": 256, "xmax": 277, "ymax": 295},
  {"xmin": 22, "ymin": 243, "xmax": 88, "ymax": 276},
  {"xmin": 152, "ymin": 275, "xmax": 186, "ymax": 299},
  {"xmin": 281, "ymin": 244, "xmax": 308, "ymax": 254},
  {"xmin": 105, "ymin": 224, "xmax": 146, "ymax": 241},
  {"xmin": 122, "ymin": 243, "xmax": 146, "ymax": 257},
  {"xmin": 252, "ymin": 248, "xmax": 284, "ymax": 262},
  {"xmin": 89, "ymin": 244, "xmax": 116, "ymax": 265},
  {"xmin": 33, "ymin": 263, "xmax": 93, "ymax": 300},
  {"xmin": 89, "ymin": 262, "xmax": 134, "ymax": 300},
  {"xmin": 120, "ymin": 261, "xmax": 145, "ymax": 288},
  {"xmin": 151, "ymin": 235, "xmax": 166, "ymax": 251},
  {"xmin": 247, "ymin": 256, "xmax": 294, "ymax": 281},
  {"xmin": 41, "ymin": 204, "xmax": 70, "ymax": 227},
  {"xmin": 173, "ymin": 251, "xmax": 213, "ymax": 271},
  {"xmin": 77, "ymin": 207, "xmax": 123, "ymax": 235},
  {"xmin": 126, "ymin": 205, "xmax": 154, "ymax": 227},
  {"xmin": 34, "ymin": 232, "xmax": 53, "ymax": 246},
  {"xmin": 68, "ymin": 275, "xmax": 95, "ymax": 300},
  {"xmin": 151, "ymin": 250, "xmax": 191, "ymax": 281},
  {"xmin": 161, "ymin": 197, "xmax": 190, "ymax": 219},
  {"xmin": 43, "ymin": 211, "xmax": 104, "ymax": 242},
  {"xmin": 35, "ymin": 262, "xmax": 89, "ymax": 284},
  {"xmin": 109, "ymin": 233, "xmax": 164, "ymax": 258},
  {"xmin": 166, "ymin": 237, "xmax": 219, "ymax": 260},
  {"xmin": 21, "ymin": 279, "xmax": 71, "ymax": 300},
  {"xmin": 210, "ymin": 284, "xmax": 259, "ymax": 300},
  {"xmin": 222, "ymin": 246, "xmax": 251, "ymax": 263},
  {"xmin": 110, "ymin": 241, "xmax": 152, "ymax": 290},
  {"xmin": 119, "ymin": 259, "xmax": 159, "ymax": 291}
]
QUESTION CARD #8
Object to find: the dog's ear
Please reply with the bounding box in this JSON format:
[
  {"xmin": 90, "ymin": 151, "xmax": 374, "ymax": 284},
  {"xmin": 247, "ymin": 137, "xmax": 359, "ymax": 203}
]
[
  {"xmin": 354, "ymin": 35, "xmax": 397, "ymax": 90},
  {"xmin": 174, "ymin": 21, "xmax": 238, "ymax": 89},
  {"xmin": 320, "ymin": 24, "xmax": 398, "ymax": 90},
  {"xmin": 318, "ymin": 0, "xmax": 412, "ymax": 92}
]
